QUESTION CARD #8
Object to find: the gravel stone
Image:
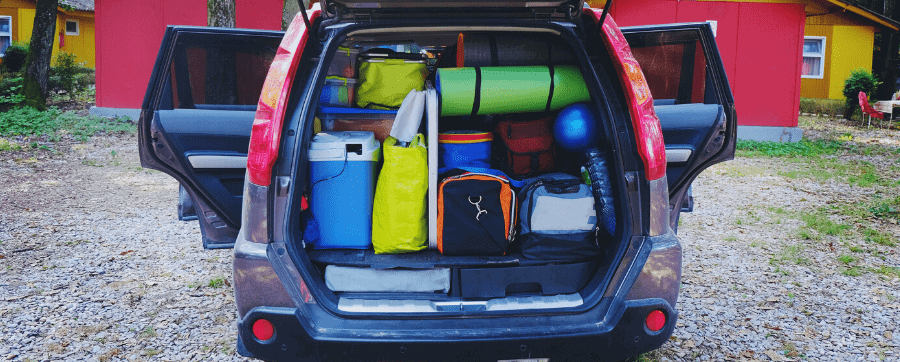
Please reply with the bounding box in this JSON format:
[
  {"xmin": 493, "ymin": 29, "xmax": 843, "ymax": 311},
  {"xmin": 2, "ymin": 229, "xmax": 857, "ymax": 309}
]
[{"xmin": 1, "ymin": 123, "xmax": 899, "ymax": 361}]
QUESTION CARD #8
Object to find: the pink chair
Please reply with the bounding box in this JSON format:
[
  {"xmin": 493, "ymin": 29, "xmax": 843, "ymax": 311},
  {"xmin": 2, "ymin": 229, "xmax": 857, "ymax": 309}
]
[{"xmin": 858, "ymin": 91, "xmax": 883, "ymax": 128}]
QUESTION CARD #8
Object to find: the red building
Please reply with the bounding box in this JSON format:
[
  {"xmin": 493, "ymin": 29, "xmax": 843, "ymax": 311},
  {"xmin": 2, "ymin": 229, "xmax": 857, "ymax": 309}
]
[
  {"xmin": 92, "ymin": 0, "xmax": 282, "ymax": 119},
  {"xmin": 608, "ymin": 0, "xmax": 807, "ymax": 141},
  {"xmin": 94, "ymin": 0, "xmax": 892, "ymax": 141}
]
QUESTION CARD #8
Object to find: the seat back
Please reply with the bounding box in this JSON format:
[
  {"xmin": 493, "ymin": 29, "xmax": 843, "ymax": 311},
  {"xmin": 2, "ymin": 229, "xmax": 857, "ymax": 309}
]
[
  {"xmin": 858, "ymin": 91, "xmax": 884, "ymax": 118},
  {"xmin": 859, "ymin": 91, "xmax": 870, "ymax": 112}
]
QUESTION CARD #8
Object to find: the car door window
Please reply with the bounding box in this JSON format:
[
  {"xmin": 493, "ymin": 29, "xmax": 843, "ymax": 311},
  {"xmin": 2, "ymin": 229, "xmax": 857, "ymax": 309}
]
[
  {"xmin": 625, "ymin": 30, "xmax": 715, "ymax": 106},
  {"xmin": 167, "ymin": 33, "xmax": 278, "ymax": 110}
]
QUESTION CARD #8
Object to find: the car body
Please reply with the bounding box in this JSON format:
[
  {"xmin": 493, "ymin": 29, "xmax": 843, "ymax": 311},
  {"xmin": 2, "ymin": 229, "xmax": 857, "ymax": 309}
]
[{"xmin": 139, "ymin": 1, "xmax": 736, "ymax": 361}]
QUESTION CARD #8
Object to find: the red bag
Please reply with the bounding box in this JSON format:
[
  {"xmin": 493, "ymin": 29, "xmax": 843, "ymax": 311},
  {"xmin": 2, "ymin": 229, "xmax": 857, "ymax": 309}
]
[{"xmin": 495, "ymin": 115, "xmax": 555, "ymax": 177}]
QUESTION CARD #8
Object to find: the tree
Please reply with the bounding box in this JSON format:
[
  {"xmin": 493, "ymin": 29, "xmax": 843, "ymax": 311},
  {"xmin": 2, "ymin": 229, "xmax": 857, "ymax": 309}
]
[
  {"xmin": 207, "ymin": 0, "xmax": 236, "ymax": 104},
  {"xmin": 208, "ymin": 0, "xmax": 235, "ymax": 27},
  {"xmin": 283, "ymin": 0, "xmax": 301, "ymax": 31},
  {"xmin": 22, "ymin": 0, "xmax": 58, "ymax": 110},
  {"xmin": 283, "ymin": 0, "xmax": 313, "ymax": 31},
  {"xmin": 872, "ymin": 0, "xmax": 900, "ymax": 100}
]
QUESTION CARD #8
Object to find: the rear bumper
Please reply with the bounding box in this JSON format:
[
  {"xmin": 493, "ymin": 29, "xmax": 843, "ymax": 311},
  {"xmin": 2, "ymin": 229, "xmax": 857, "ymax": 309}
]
[{"xmin": 236, "ymin": 298, "xmax": 676, "ymax": 362}]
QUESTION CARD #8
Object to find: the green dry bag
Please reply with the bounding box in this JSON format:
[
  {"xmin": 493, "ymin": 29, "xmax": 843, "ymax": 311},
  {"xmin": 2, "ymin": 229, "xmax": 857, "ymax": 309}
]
[
  {"xmin": 372, "ymin": 135, "xmax": 428, "ymax": 254},
  {"xmin": 357, "ymin": 58, "xmax": 428, "ymax": 109}
]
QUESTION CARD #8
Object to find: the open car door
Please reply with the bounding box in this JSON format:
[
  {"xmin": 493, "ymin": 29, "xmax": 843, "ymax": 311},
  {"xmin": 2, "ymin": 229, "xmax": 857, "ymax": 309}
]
[
  {"xmin": 138, "ymin": 27, "xmax": 284, "ymax": 248},
  {"xmin": 621, "ymin": 23, "xmax": 737, "ymax": 231}
]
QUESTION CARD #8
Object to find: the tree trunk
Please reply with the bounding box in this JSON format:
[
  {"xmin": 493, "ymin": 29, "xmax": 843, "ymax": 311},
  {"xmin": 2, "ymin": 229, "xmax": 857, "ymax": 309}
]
[
  {"xmin": 23, "ymin": 0, "xmax": 57, "ymax": 111},
  {"xmin": 208, "ymin": 0, "xmax": 235, "ymax": 27},
  {"xmin": 874, "ymin": 33, "xmax": 899, "ymax": 100},
  {"xmin": 207, "ymin": 0, "xmax": 237, "ymax": 105},
  {"xmin": 283, "ymin": 0, "xmax": 301, "ymax": 31},
  {"xmin": 874, "ymin": 0, "xmax": 900, "ymax": 101}
]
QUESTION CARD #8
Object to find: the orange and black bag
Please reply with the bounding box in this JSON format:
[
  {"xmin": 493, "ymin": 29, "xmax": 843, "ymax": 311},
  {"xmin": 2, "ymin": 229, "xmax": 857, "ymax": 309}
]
[{"xmin": 437, "ymin": 172, "xmax": 516, "ymax": 256}]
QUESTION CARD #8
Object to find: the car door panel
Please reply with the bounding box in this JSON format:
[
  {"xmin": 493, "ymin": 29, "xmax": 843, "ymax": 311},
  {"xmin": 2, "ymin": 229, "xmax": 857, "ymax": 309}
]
[
  {"xmin": 621, "ymin": 23, "xmax": 736, "ymax": 230},
  {"xmin": 656, "ymin": 103, "xmax": 723, "ymax": 163},
  {"xmin": 139, "ymin": 26, "xmax": 284, "ymax": 248}
]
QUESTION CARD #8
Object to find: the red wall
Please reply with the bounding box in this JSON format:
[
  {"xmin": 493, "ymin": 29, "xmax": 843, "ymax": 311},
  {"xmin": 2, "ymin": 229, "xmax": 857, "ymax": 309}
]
[
  {"xmin": 95, "ymin": 0, "xmax": 282, "ymax": 109},
  {"xmin": 612, "ymin": 0, "xmax": 805, "ymax": 127}
]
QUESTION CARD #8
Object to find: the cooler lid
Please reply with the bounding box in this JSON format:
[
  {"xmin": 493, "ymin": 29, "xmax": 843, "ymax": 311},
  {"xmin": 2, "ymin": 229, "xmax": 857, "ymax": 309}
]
[
  {"xmin": 321, "ymin": 0, "xmax": 584, "ymax": 21},
  {"xmin": 309, "ymin": 131, "xmax": 381, "ymax": 162}
]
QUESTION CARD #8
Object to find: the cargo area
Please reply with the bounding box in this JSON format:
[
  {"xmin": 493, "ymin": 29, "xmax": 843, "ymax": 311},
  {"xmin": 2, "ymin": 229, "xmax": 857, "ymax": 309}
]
[{"xmin": 291, "ymin": 25, "xmax": 630, "ymax": 310}]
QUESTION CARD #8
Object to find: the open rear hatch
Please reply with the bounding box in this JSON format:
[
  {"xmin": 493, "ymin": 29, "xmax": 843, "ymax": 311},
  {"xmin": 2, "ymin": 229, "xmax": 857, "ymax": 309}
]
[{"xmin": 286, "ymin": 20, "xmax": 633, "ymax": 316}]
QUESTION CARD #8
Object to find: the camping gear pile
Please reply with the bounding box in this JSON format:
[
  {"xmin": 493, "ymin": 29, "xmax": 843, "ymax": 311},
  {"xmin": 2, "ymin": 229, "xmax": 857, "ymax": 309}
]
[{"xmin": 305, "ymin": 33, "xmax": 617, "ymax": 295}]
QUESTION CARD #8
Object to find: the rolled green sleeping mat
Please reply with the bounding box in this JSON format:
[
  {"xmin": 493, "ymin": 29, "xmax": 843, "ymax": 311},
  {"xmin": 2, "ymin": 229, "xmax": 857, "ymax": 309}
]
[{"xmin": 436, "ymin": 65, "xmax": 590, "ymax": 116}]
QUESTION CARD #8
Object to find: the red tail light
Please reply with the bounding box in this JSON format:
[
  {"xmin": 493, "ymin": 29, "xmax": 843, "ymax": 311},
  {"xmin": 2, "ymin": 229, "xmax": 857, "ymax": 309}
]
[
  {"xmin": 645, "ymin": 309, "xmax": 666, "ymax": 332},
  {"xmin": 252, "ymin": 318, "xmax": 275, "ymax": 341},
  {"xmin": 588, "ymin": 12, "xmax": 667, "ymax": 181},
  {"xmin": 247, "ymin": 10, "xmax": 321, "ymax": 186}
]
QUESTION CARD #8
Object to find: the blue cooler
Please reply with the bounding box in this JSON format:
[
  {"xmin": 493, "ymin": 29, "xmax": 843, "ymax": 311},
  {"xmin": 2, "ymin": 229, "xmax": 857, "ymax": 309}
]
[{"xmin": 308, "ymin": 132, "xmax": 381, "ymax": 249}]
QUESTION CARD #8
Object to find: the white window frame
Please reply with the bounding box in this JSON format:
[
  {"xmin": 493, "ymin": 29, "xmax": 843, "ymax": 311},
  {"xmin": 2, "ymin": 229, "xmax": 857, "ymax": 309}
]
[
  {"xmin": 0, "ymin": 16, "xmax": 11, "ymax": 56},
  {"xmin": 65, "ymin": 19, "xmax": 79, "ymax": 36},
  {"xmin": 802, "ymin": 36, "xmax": 826, "ymax": 79}
]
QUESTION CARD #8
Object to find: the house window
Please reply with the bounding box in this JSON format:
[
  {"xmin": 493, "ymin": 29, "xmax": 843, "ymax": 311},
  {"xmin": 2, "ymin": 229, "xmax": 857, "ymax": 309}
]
[
  {"xmin": 802, "ymin": 36, "xmax": 826, "ymax": 79},
  {"xmin": 0, "ymin": 17, "xmax": 11, "ymax": 56},
  {"xmin": 65, "ymin": 19, "xmax": 79, "ymax": 36}
]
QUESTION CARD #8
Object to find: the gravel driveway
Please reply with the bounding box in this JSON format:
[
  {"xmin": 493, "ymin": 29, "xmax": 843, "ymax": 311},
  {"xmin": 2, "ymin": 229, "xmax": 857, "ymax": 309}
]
[{"xmin": 1, "ymin": 121, "xmax": 898, "ymax": 361}]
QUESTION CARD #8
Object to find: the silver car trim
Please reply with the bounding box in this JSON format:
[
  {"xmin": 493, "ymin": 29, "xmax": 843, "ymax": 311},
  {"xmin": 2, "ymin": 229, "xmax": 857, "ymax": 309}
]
[
  {"xmin": 188, "ymin": 155, "xmax": 247, "ymax": 169},
  {"xmin": 664, "ymin": 149, "xmax": 692, "ymax": 163},
  {"xmin": 648, "ymin": 177, "xmax": 669, "ymax": 237},
  {"xmin": 337, "ymin": 293, "xmax": 583, "ymax": 313}
]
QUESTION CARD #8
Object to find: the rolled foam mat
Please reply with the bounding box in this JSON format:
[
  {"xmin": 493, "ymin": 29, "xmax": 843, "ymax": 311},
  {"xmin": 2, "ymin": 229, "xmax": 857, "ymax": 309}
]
[{"xmin": 436, "ymin": 65, "xmax": 590, "ymax": 116}]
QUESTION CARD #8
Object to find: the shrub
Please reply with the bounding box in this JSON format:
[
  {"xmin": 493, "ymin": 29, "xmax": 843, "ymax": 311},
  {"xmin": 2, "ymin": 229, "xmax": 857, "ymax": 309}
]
[
  {"xmin": 842, "ymin": 69, "xmax": 881, "ymax": 120},
  {"xmin": 50, "ymin": 52, "xmax": 80, "ymax": 96},
  {"xmin": 799, "ymin": 97, "xmax": 844, "ymax": 117},
  {"xmin": 0, "ymin": 76, "xmax": 24, "ymax": 110},
  {"xmin": 74, "ymin": 68, "xmax": 95, "ymax": 89},
  {"xmin": 2, "ymin": 44, "xmax": 28, "ymax": 73}
]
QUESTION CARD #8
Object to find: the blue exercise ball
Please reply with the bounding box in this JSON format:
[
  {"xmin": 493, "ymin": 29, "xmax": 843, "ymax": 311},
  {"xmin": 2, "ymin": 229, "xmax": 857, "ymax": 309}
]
[{"xmin": 554, "ymin": 103, "xmax": 597, "ymax": 153}]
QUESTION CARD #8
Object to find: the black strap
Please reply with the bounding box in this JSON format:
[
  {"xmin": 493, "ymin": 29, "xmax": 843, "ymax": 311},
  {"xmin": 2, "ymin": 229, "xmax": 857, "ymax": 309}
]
[
  {"xmin": 489, "ymin": 34, "xmax": 499, "ymax": 67},
  {"xmin": 546, "ymin": 39, "xmax": 553, "ymax": 65},
  {"xmin": 530, "ymin": 153, "xmax": 541, "ymax": 173},
  {"xmin": 472, "ymin": 67, "xmax": 482, "ymax": 117},
  {"xmin": 545, "ymin": 65, "xmax": 555, "ymax": 113}
]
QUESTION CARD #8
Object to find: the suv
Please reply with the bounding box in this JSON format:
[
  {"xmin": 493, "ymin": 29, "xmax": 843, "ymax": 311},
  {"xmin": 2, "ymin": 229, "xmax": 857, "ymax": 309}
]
[{"xmin": 139, "ymin": 1, "xmax": 735, "ymax": 361}]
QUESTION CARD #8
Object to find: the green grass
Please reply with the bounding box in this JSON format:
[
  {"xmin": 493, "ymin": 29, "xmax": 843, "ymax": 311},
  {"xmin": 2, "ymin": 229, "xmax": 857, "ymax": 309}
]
[
  {"xmin": 207, "ymin": 278, "xmax": 227, "ymax": 289},
  {"xmin": 862, "ymin": 228, "xmax": 896, "ymax": 247},
  {"xmin": 841, "ymin": 266, "xmax": 866, "ymax": 277},
  {"xmin": 139, "ymin": 326, "xmax": 156, "ymax": 338},
  {"xmin": 633, "ymin": 351, "xmax": 663, "ymax": 362},
  {"xmin": 0, "ymin": 138, "xmax": 20, "ymax": 151},
  {"xmin": 770, "ymin": 244, "xmax": 809, "ymax": 266},
  {"xmin": 798, "ymin": 210, "xmax": 850, "ymax": 240},
  {"xmin": 776, "ymin": 158, "xmax": 898, "ymax": 188},
  {"xmin": 736, "ymin": 139, "xmax": 843, "ymax": 158},
  {"xmin": 870, "ymin": 195, "xmax": 900, "ymax": 222},
  {"xmin": 872, "ymin": 266, "xmax": 900, "ymax": 278},
  {"xmin": 0, "ymin": 106, "xmax": 132, "ymax": 142},
  {"xmin": 737, "ymin": 136, "xmax": 900, "ymax": 189},
  {"xmin": 837, "ymin": 255, "xmax": 856, "ymax": 264}
]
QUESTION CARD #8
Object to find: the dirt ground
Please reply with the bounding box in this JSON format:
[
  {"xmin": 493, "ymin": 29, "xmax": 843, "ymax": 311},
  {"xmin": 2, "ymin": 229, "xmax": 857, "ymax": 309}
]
[{"xmin": 0, "ymin": 116, "xmax": 898, "ymax": 361}]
